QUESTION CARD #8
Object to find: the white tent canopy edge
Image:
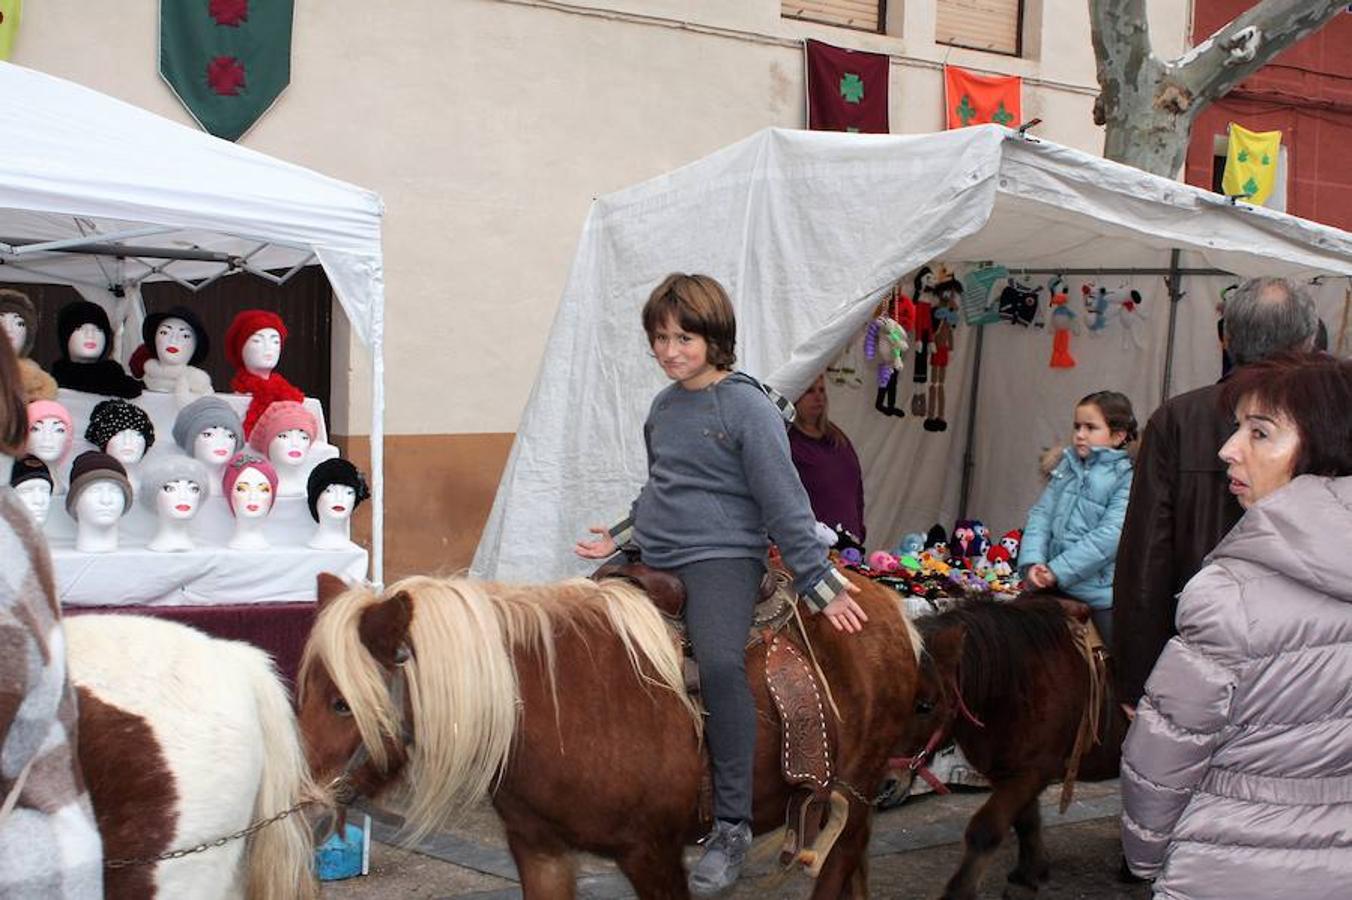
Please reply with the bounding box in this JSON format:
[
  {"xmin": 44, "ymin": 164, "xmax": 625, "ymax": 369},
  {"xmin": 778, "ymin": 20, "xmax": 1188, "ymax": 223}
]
[
  {"xmin": 474, "ymin": 125, "xmax": 1352, "ymax": 583},
  {"xmin": 0, "ymin": 62, "xmax": 388, "ymax": 582}
]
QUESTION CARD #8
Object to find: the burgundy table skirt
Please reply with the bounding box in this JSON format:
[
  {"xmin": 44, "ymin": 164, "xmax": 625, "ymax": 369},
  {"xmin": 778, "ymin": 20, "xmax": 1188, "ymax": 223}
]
[{"xmin": 65, "ymin": 601, "xmax": 317, "ymax": 689}]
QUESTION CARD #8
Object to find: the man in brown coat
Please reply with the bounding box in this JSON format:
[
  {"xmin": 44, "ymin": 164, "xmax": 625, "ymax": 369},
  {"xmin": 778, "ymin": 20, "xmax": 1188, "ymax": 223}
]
[{"xmin": 1111, "ymin": 277, "xmax": 1318, "ymax": 704}]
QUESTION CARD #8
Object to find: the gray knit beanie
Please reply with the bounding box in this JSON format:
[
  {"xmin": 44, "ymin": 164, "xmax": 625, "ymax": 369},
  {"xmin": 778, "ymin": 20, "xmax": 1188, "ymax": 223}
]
[
  {"xmin": 138, "ymin": 456, "xmax": 211, "ymax": 511},
  {"xmin": 172, "ymin": 396, "xmax": 244, "ymax": 453}
]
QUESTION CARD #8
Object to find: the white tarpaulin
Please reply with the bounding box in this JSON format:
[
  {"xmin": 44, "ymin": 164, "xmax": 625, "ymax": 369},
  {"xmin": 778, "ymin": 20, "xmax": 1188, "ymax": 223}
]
[
  {"xmin": 0, "ymin": 62, "xmax": 388, "ymax": 580},
  {"xmin": 474, "ymin": 126, "xmax": 1352, "ymax": 582}
]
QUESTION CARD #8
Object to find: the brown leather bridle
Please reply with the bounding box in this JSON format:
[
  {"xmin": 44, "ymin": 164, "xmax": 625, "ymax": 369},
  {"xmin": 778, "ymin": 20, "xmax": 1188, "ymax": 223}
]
[
  {"xmin": 327, "ymin": 645, "xmax": 415, "ymax": 822},
  {"xmin": 887, "ymin": 677, "xmax": 985, "ymax": 797}
]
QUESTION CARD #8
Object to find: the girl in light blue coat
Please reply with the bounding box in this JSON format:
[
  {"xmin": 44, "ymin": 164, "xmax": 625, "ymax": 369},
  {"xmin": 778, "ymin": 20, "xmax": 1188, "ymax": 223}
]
[{"xmin": 1020, "ymin": 390, "xmax": 1137, "ymax": 642}]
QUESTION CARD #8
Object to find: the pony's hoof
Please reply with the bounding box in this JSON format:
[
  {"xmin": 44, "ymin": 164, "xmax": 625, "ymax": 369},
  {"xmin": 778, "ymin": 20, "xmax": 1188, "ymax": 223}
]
[
  {"xmin": 1001, "ymin": 884, "xmax": 1038, "ymax": 900},
  {"xmin": 1006, "ymin": 862, "xmax": 1050, "ymax": 888}
]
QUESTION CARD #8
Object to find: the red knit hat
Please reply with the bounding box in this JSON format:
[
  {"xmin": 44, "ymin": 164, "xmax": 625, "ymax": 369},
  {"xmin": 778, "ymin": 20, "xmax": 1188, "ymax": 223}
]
[{"xmin": 224, "ymin": 310, "xmax": 288, "ymax": 369}]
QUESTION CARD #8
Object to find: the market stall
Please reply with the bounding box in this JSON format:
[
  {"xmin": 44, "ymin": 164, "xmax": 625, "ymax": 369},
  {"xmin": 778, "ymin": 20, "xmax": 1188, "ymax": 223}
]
[
  {"xmin": 0, "ymin": 61, "xmax": 386, "ymax": 675},
  {"xmin": 474, "ymin": 125, "xmax": 1352, "ymax": 582}
]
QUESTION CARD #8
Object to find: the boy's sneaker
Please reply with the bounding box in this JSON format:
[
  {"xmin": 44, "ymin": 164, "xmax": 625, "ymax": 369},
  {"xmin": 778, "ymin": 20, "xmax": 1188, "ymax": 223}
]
[{"xmin": 688, "ymin": 819, "xmax": 752, "ymax": 896}]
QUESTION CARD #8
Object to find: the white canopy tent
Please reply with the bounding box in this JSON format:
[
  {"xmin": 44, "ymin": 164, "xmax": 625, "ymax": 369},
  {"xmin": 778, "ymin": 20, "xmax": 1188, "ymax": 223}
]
[
  {"xmin": 0, "ymin": 62, "xmax": 388, "ymax": 581},
  {"xmin": 475, "ymin": 125, "xmax": 1352, "ymax": 582}
]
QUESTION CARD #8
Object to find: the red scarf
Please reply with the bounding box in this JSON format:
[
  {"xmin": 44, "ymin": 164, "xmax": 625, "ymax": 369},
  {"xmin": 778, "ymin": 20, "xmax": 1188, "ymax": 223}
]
[{"xmin": 231, "ymin": 369, "xmax": 304, "ymax": 438}]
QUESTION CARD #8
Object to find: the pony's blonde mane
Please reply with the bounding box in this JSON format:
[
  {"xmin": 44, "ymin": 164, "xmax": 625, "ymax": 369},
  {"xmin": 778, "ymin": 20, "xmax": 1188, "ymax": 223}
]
[
  {"xmin": 302, "ymin": 575, "xmax": 696, "ymax": 841},
  {"xmin": 892, "ymin": 594, "xmax": 925, "ymax": 662}
]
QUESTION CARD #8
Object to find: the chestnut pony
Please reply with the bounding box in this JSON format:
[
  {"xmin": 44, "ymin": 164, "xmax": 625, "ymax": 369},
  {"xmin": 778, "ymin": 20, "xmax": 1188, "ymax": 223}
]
[
  {"xmin": 299, "ymin": 571, "xmax": 921, "ymax": 899},
  {"xmin": 898, "ymin": 595, "xmax": 1129, "ymax": 900}
]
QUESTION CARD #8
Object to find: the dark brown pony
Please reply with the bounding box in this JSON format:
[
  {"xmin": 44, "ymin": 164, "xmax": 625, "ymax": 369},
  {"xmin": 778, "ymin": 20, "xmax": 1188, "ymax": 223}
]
[
  {"xmin": 897, "ymin": 595, "xmax": 1129, "ymax": 900},
  {"xmin": 299, "ymin": 571, "xmax": 921, "ymax": 899}
]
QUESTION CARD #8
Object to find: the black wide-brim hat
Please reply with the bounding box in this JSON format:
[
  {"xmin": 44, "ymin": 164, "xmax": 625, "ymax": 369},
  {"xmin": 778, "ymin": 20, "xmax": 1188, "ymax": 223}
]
[
  {"xmin": 56, "ymin": 300, "xmax": 113, "ymax": 362},
  {"xmin": 142, "ymin": 305, "xmax": 209, "ymax": 366}
]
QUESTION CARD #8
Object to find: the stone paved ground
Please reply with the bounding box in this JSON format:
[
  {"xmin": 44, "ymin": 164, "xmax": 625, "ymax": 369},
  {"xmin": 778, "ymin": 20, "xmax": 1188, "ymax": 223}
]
[{"xmin": 323, "ymin": 780, "xmax": 1150, "ymax": 899}]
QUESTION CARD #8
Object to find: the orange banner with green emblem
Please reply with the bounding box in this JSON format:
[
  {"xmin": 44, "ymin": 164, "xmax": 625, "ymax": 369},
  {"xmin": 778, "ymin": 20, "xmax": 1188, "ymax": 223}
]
[{"xmin": 944, "ymin": 66, "xmax": 1021, "ymax": 130}]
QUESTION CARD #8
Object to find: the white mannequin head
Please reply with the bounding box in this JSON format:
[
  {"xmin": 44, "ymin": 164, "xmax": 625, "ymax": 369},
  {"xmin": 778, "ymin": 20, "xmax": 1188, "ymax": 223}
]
[
  {"xmin": 231, "ymin": 465, "xmax": 275, "ymax": 519},
  {"xmin": 268, "ymin": 428, "xmax": 312, "ymax": 466},
  {"xmin": 76, "ymin": 480, "xmax": 125, "ymax": 526},
  {"xmin": 243, "ymin": 328, "xmax": 282, "ymax": 375},
  {"xmin": 0, "ymin": 311, "xmax": 26, "ymax": 354},
  {"xmin": 68, "ymin": 323, "xmax": 106, "ymax": 362},
  {"xmin": 317, "ymin": 484, "xmax": 357, "ymax": 523},
  {"xmin": 154, "ymin": 316, "xmax": 197, "ymax": 366},
  {"xmin": 105, "ymin": 429, "xmax": 148, "ymax": 466},
  {"xmin": 28, "ymin": 416, "xmax": 71, "ymax": 464},
  {"xmin": 14, "ymin": 479, "xmax": 52, "ymax": 526},
  {"xmin": 194, "ymin": 426, "xmax": 238, "ymax": 465},
  {"xmin": 157, "ymin": 478, "xmax": 203, "ymax": 520}
]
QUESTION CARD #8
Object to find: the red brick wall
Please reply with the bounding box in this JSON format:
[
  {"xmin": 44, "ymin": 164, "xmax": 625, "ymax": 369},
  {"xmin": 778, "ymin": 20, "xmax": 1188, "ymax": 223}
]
[{"xmin": 1184, "ymin": 3, "xmax": 1352, "ymax": 230}]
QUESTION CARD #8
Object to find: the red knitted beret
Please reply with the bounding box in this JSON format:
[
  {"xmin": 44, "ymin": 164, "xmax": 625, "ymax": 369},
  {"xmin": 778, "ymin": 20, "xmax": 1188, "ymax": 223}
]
[{"xmin": 224, "ymin": 310, "xmax": 288, "ymax": 369}]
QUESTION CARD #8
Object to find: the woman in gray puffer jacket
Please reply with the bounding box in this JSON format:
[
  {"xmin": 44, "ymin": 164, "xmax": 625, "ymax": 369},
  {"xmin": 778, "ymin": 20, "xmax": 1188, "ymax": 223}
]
[{"xmin": 1121, "ymin": 352, "xmax": 1352, "ymax": 898}]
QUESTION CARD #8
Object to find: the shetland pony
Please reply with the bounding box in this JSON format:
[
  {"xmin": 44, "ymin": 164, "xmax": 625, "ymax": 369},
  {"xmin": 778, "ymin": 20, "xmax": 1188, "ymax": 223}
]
[
  {"xmin": 898, "ymin": 595, "xmax": 1129, "ymax": 900},
  {"xmin": 64, "ymin": 615, "xmax": 318, "ymax": 900},
  {"xmin": 298, "ymin": 571, "xmax": 923, "ymax": 900}
]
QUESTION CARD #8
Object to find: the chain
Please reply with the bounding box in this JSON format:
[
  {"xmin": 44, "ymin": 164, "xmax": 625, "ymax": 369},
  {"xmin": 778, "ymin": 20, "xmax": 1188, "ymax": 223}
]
[
  {"xmin": 833, "ymin": 778, "xmax": 893, "ymax": 807},
  {"xmin": 104, "ymin": 798, "xmax": 319, "ymax": 869}
]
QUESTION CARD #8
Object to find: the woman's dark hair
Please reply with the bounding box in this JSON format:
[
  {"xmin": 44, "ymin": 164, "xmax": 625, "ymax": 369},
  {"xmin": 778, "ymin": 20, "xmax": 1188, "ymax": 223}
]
[
  {"xmin": 1220, "ymin": 351, "xmax": 1352, "ymax": 478},
  {"xmin": 641, "ymin": 273, "xmax": 737, "ymax": 370},
  {"xmin": 1077, "ymin": 390, "xmax": 1138, "ymax": 446},
  {"xmin": 0, "ymin": 334, "xmax": 28, "ymax": 454}
]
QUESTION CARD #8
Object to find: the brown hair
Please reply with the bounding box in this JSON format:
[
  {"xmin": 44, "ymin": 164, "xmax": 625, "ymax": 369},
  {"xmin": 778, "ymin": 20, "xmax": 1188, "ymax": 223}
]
[
  {"xmin": 640, "ymin": 274, "xmax": 736, "ymax": 370},
  {"xmin": 1077, "ymin": 390, "xmax": 1138, "ymax": 447},
  {"xmin": 1220, "ymin": 351, "xmax": 1352, "ymax": 478},
  {"xmin": 0, "ymin": 333, "xmax": 28, "ymax": 454}
]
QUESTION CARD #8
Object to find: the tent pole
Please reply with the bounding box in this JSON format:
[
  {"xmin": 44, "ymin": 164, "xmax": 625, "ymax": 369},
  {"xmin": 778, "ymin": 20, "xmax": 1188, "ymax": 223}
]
[
  {"xmin": 957, "ymin": 323, "xmax": 986, "ymax": 520},
  {"xmin": 370, "ymin": 315, "xmax": 386, "ymax": 588},
  {"xmin": 1161, "ymin": 248, "xmax": 1183, "ymax": 404}
]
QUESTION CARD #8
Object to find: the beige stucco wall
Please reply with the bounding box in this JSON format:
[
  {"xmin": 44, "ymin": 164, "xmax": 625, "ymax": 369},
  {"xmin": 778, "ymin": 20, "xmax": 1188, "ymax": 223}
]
[{"xmin": 12, "ymin": 0, "xmax": 1189, "ymax": 437}]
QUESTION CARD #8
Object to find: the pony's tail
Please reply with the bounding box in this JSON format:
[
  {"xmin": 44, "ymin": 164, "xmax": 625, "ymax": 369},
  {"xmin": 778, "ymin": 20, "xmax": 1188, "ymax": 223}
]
[{"xmin": 236, "ymin": 646, "xmax": 319, "ymax": 900}]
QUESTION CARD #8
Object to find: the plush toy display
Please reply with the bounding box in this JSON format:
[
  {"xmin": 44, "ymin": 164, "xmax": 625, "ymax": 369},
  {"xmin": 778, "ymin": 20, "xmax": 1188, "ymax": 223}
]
[
  {"xmin": 950, "ymin": 519, "xmax": 990, "ymax": 561},
  {"xmin": 51, "ymin": 300, "xmax": 143, "ymax": 398},
  {"xmin": 0, "ymin": 288, "xmax": 57, "ymax": 401},
  {"xmin": 225, "ymin": 309, "xmax": 304, "ymax": 439},
  {"xmin": 140, "ymin": 305, "xmax": 213, "ymax": 402}
]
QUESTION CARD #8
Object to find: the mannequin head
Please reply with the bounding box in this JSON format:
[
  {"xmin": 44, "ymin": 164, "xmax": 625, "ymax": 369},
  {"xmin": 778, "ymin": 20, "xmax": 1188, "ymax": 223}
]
[
  {"xmin": 57, "ymin": 300, "xmax": 114, "ymax": 363},
  {"xmin": 143, "ymin": 306, "xmax": 209, "ymax": 366},
  {"xmin": 85, "ymin": 399, "xmax": 155, "ymax": 461},
  {"xmin": 225, "ymin": 310, "xmax": 287, "ymax": 374},
  {"xmin": 26, "ymin": 400, "xmax": 74, "ymax": 464},
  {"xmin": 173, "ymin": 396, "xmax": 244, "ymax": 461},
  {"xmin": 248, "ymin": 400, "xmax": 317, "ymax": 459},
  {"xmin": 0, "ymin": 289, "xmax": 38, "ymax": 357},
  {"xmin": 306, "ymin": 457, "xmax": 370, "ymax": 522},
  {"xmin": 222, "ymin": 451, "xmax": 278, "ymax": 519},
  {"xmin": 65, "ymin": 450, "xmax": 132, "ymax": 520},
  {"xmin": 141, "ymin": 457, "xmax": 211, "ymax": 520},
  {"xmin": 10, "ymin": 455, "xmax": 53, "ymax": 525}
]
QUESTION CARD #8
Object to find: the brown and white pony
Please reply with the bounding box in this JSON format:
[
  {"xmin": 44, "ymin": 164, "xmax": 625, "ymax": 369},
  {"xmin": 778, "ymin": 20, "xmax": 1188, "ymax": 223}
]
[
  {"xmin": 299, "ymin": 571, "xmax": 922, "ymax": 900},
  {"xmin": 65, "ymin": 614, "xmax": 318, "ymax": 900}
]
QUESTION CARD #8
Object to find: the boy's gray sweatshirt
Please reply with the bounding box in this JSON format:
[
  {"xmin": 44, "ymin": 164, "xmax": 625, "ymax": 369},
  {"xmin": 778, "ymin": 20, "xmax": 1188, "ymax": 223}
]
[{"xmin": 610, "ymin": 372, "xmax": 849, "ymax": 611}]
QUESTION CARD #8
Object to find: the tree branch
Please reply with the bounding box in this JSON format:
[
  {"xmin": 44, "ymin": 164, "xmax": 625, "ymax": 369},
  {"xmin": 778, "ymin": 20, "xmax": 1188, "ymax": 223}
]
[
  {"xmin": 1088, "ymin": 0, "xmax": 1160, "ymax": 124},
  {"xmin": 1173, "ymin": 0, "xmax": 1347, "ymax": 106}
]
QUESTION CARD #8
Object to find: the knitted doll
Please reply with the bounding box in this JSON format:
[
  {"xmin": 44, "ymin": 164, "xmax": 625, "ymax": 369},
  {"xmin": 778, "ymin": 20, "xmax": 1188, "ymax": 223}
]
[
  {"xmin": 925, "ymin": 270, "xmax": 962, "ymax": 432},
  {"xmin": 0, "ymin": 288, "xmax": 57, "ymax": 401},
  {"xmin": 1049, "ymin": 297, "xmax": 1078, "ymax": 369},
  {"xmin": 910, "ymin": 267, "xmax": 938, "ymax": 417},
  {"xmin": 225, "ymin": 309, "xmax": 303, "ymax": 440},
  {"xmin": 865, "ymin": 291, "xmax": 910, "ymax": 417},
  {"xmin": 51, "ymin": 300, "xmax": 143, "ymax": 397},
  {"xmin": 140, "ymin": 306, "xmax": 213, "ymax": 404}
]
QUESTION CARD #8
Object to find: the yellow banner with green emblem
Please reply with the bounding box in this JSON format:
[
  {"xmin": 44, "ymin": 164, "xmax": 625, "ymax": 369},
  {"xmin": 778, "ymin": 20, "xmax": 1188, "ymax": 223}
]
[
  {"xmin": 0, "ymin": 1, "xmax": 21, "ymax": 61},
  {"xmin": 1222, "ymin": 123, "xmax": 1282, "ymax": 206}
]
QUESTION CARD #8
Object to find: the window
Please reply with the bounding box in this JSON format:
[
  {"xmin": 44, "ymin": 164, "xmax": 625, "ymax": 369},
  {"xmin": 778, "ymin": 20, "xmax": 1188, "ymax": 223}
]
[
  {"xmin": 782, "ymin": 0, "xmax": 884, "ymax": 33},
  {"xmin": 936, "ymin": 0, "xmax": 1023, "ymax": 56}
]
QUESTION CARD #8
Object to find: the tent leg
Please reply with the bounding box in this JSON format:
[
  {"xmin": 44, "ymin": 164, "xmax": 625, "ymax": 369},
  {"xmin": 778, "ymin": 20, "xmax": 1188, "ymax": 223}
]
[
  {"xmin": 1161, "ymin": 248, "xmax": 1183, "ymax": 405},
  {"xmin": 957, "ymin": 323, "xmax": 986, "ymax": 520}
]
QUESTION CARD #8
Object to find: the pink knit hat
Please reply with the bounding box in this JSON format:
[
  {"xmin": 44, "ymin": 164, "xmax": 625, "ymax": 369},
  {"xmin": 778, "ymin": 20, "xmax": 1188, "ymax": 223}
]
[
  {"xmin": 221, "ymin": 451, "xmax": 279, "ymax": 516},
  {"xmin": 247, "ymin": 400, "xmax": 318, "ymax": 453},
  {"xmin": 26, "ymin": 400, "xmax": 74, "ymax": 460}
]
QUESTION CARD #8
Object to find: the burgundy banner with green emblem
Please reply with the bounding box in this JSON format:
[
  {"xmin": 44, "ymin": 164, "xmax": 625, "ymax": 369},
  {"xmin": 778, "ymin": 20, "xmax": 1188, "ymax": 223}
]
[
  {"xmin": 805, "ymin": 39, "xmax": 889, "ymax": 134},
  {"xmin": 160, "ymin": 0, "xmax": 294, "ymax": 142}
]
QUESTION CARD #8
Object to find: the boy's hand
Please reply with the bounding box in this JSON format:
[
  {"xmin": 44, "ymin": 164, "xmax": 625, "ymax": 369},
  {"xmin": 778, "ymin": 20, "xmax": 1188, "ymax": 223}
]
[
  {"xmin": 574, "ymin": 526, "xmax": 618, "ymax": 560},
  {"xmin": 822, "ymin": 581, "xmax": 867, "ymax": 633}
]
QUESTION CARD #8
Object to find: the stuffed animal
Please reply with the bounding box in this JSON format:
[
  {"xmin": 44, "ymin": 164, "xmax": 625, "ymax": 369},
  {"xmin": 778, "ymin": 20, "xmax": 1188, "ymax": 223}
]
[
  {"xmin": 998, "ymin": 281, "xmax": 1042, "ymax": 327},
  {"xmin": 999, "ymin": 529, "xmax": 1023, "ymax": 561},
  {"xmin": 910, "ymin": 267, "xmax": 938, "ymax": 416},
  {"xmin": 924, "ymin": 523, "xmax": 949, "ymax": 561},
  {"xmin": 891, "ymin": 531, "xmax": 926, "ymax": 558},
  {"xmin": 1048, "ymin": 294, "xmax": 1078, "ymax": 368},
  {"xmin": 924, "ymin": 268, "xmax": 962, "ymax": 432},
  {"xmin": 868, "ymin": 550, "xmax": 900, "ymax": 573},
  {"xmin": 865, "ymin": 311, "xmax": 909, "ymax": 417}
]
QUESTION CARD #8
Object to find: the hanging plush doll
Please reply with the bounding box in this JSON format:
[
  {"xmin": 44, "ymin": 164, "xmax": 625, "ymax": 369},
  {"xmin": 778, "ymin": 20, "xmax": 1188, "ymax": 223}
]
[
  {"xmin": 1049, "ymin": 295, "xmax": 1078, "ymax": 368},
  {"xmin": 910, "ymin": 267, "xmax": 938, "ymax": 417},
  {"xmin": 51, "ymin": 300, "xmax": 143, "ymax": 398},
  {"xmin": 0, "ymin": 289, "xmax": 57, "ymax": 401},
  {"xmin": 925, "ymin": 267, "xmax": 962, "ymax": 432},
  {"xmin": 1039, "ymin": 275, "xmax": 1067, "ymax": 330},
  {"xmin": 997, "ymin": 281, "xmax": 1042, "ymax": 327},
  {"xmin": 1082, "ymin": 283, "xmax": 1113, "ymax": 333},
  {"xmin": 865, "ymin": 285, "xmax": 911, "ymax": 417},
  {"xmin": 225, "ymin": 309, "xmax": 305, "ymax": 440},
  {"xmin": 1118, "ymin": 288, "xmax": 1148, "ymax": 349}
]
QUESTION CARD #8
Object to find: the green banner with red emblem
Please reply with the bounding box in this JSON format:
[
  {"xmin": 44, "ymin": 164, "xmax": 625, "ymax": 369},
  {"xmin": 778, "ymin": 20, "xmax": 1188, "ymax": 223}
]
[{"xmin": 160, "ymin": 0, "xmax": 294, "ymax": 142}]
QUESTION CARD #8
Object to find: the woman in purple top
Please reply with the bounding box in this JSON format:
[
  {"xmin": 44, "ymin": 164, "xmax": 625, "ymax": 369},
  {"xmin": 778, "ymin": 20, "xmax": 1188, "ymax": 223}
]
[{"xmin": 790, "ymin": 375, "xmax": 866, "ymax": 542}]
